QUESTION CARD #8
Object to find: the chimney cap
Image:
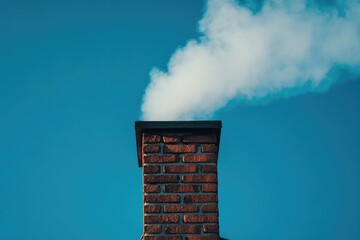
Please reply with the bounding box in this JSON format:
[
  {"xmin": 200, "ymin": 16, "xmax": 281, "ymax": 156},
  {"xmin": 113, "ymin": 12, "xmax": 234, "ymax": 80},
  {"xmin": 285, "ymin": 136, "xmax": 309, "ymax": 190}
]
[{"xmin": 135, "ymin": 121, "xmax": 222, "ymax": 167}]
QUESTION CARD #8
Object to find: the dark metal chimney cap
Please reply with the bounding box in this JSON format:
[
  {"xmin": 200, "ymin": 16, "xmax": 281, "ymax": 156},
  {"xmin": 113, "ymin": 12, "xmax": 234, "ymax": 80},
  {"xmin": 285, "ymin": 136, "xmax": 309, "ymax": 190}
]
[{"xmin": 135, "ymin": 121, "xmax": 222, "ymax": 167}]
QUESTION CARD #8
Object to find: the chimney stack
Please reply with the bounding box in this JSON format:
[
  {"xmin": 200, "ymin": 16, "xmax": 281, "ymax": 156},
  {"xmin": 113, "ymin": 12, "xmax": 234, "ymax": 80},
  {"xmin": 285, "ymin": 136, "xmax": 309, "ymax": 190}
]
[{"xmin": 135, "ymin": 121, "xmax": 222, "ymax": 240}]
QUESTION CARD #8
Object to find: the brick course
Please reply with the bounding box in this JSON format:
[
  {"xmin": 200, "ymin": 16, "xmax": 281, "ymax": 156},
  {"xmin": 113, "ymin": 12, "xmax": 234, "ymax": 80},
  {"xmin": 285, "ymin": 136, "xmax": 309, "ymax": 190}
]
[
  {"xmin": 202, "ymin": 204, "xmax": 218, "ymax": 213},
  {"xmin": 165, "ymin": 225, "xmax": 201, "ymax": 234},
  {"xmin": 144, "ymin": 205, "xmax": 161, "ymax": 213},
  {"xmin": 144, "ymin": 144, "xmax": 161, "ymax": 153},
  {"xmin": 201, "ymin": 144, "xmax": 218, "ymax": 153},
  {"xmin": 163, "ymin": 145, "xmax": 197, "ymax": 153},
  {"xmin": 163, "ymin": 165, "xmax": 198, "ymax": 173},
  {"xmin": 163, "ymin": 205, "xmax": 199, "ymax": 213},
  {"xmin": 144, "ymin": 155, "xmax": 177, "ymax": 164},
  {"xmin": 182, "ymin": 154, "xmax": 217, "ymax": 163},
  {"xmin": 144, "ymin": 225, "xmax": 162, "ymax": 234}
]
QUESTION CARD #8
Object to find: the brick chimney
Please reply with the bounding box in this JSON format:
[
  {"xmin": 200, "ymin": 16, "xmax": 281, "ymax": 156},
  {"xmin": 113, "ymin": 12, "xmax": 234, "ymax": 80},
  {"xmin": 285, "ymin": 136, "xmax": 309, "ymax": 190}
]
[{"xmin": 135, "ymin": 121, "xmax": 222, "ymax": 240}]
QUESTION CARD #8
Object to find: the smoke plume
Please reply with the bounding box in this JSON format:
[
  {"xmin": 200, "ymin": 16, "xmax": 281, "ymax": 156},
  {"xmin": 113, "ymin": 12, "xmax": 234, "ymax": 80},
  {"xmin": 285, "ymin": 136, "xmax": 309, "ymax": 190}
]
[{"xmin": 141, "ymin": 0, "xmax": 360, "ymax": 120}]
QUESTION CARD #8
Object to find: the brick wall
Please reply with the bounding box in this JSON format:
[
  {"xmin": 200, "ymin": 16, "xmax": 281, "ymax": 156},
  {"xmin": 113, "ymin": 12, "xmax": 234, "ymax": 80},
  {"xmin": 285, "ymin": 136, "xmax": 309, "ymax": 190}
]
[{"xmin": 136, "ymin": 121, "xmax": 221, "ymax": 240}]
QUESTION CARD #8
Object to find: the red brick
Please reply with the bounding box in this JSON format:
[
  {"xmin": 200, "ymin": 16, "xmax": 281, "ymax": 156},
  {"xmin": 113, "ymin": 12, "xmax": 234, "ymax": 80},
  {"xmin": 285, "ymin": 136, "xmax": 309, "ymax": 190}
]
[
  {"xmin": 184, "ymin": 194, "xmax": 218, "ymax": 203},
  {"xmin": 144, "ymin": 237, "xmax": 182, "ymax": 240},
  {"xmin": 201, "ymin": 184, "xmax": 217, "ymax": 192},
  {"xmin": 163, "ymin": 145, "xmax": 197, "ymax": 153},
  {"xmin": 144, "ymin": 205, "xmax": 161, "ymax": 213},
  {"xmin": 165, "ymin": 225, "xmax": 201, "ymax": 234},
  {"xmin": 163, "ymin": 136, "xmax": 181, "ymax": 143},
  {"xmin": 185, "ymin": 236, "xmax": 219, "ymax": 240},
  {"xmin": 144, "ymin": 225, "xmax": 162, "ymax": 234},
  {"xmin": 182, "ymin": 174, "xmax": 217, "ymax": 183},
  {"xmin": 144, "ymin": 165, "xmax": 160, "ymax": 174},
  {"xmin": 144, "ymin": 155, "xmax": 177, "ymax": 164},
  {"xmin": 183, "ymin": 214, "xmax": 218, "ymax": 223},
  {"xmin": 183, "ymin": 135, "xmax": 216, "ymax": 143},
  {"xmin": 144, "ymin": 215, "xmax": 179, "ymax": 224},
  {"xmin": 201, "ymin": 144, "xmax": 218, "ymax": 153},
  {"xmin": 143, "ymin": 134, "xmax": 161, "ymax": 143},
  {"xmin": 144, "ymin": 185, "xmax": 161, "ymax": 193},
  {"xmin": 204, "ymin": 224, "xmax": 219, "ymax": 233},
  {"xmin": 164, "ymin": 205, "xmax": 199, "ymax": 213},
  {"xmin": 201, "ymin": 165, "xmax": 217, "ymax": 173},
  {"xmin": 164, "ymin": 184, "xmax": 198, "ymax": 193},
  {"xmin": 202, "ymin": 204, "xmax": 218, "ymax": 213},
  {"xmin": 144, "ymin": 145, "xmax": 161, "ymax": 153},
  {"xmin": 144, "ymin": 175, "xmax": 179, "ymax": 184},
  {"xmin": 183, "ymin": 154, "xmax": 217, "ymax": 163},
  {"xmin": 163, "ymin": 165, "xmax": 198, "ymax": 173},
  {"xmin": 144, "ymin": 195, "xmax": 180, "ymax": 203}
]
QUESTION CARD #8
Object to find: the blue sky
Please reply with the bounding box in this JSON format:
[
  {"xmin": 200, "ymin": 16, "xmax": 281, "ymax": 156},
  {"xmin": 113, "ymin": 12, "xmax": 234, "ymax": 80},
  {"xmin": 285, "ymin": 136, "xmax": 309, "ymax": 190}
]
[{"xmin": 0, "ymin": 0, "xmax": 359, "ymax": 239}]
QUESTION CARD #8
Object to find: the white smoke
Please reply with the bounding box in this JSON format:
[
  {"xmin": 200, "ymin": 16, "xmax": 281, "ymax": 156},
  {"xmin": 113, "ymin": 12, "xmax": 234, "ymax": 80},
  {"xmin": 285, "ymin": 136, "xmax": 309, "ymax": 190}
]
[{"xmin": 141, "ymin": 0, "xmax": 360, "ymax": 120}]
